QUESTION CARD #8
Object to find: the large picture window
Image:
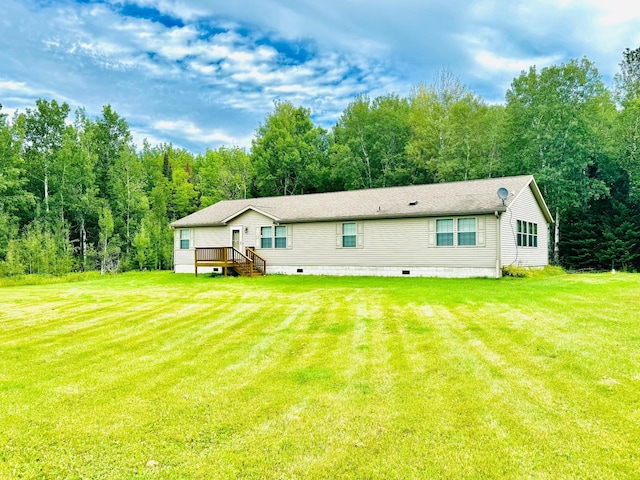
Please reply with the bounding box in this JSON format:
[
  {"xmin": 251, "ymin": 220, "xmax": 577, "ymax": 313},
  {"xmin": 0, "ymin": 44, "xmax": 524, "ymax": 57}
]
[
  {"xmin": 436, "ymin": 219, "xmax": 454, "ymax": 246},
  {"xmin": 180, "ymin": 229, "xmax": 190, "ymax": 249},
  {"xmin": 517, "ymin": 220, "xmax": 538, "ymax": 247}
]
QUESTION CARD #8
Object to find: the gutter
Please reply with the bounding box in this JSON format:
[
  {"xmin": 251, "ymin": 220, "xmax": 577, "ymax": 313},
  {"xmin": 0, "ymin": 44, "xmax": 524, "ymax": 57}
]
[
  {"xmin": 171, "ymin": 207, "xmax": 510, "ymax": 228},
  {"xmin": 495, "ymin": 210, "xmax": 502, "ymax": 278},
  {"xmin": 277, "ymin": 207, "xmax": 509, "ymax": 225}
]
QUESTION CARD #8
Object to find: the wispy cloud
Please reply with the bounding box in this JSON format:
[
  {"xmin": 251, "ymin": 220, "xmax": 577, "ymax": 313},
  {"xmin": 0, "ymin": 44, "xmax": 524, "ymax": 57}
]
[
  {"xmin": 153, "ymin": 119, "xmax": 253, "ymax": 148},
  {"xmin": 1, "ymin": 0, "xmax": 636, "ymax": 152}
]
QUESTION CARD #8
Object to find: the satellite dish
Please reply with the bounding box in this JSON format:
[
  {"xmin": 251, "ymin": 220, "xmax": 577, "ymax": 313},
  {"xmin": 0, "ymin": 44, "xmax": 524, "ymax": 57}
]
[{"xmin": 497, "ymin": 187, "xmax": 509, "ymax": 205}]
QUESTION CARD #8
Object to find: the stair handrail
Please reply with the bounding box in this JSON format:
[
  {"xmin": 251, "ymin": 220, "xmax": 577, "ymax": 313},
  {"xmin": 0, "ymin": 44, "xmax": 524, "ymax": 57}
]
[
  {"xmin": 194, "ymin": 246, "xmax": 264, "ymax": 277},
  {"xmin": 245, "ymin": 247, "xmax": 267, "ymax": 275}
]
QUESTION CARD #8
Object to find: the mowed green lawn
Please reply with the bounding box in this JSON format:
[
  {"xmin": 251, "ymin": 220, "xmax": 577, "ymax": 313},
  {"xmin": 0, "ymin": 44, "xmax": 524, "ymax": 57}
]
[{"xmin": 1, "ymin": 272, "xmax": 639, "ymax": 479}]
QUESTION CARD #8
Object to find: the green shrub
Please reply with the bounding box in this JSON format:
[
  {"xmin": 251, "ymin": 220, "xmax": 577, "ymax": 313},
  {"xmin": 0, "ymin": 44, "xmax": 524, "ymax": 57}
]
[
  {"xmin": 502, "ymin": 265, "xmax": 528, "ymax": 277},
  {"xmin": 503, "ymin": 265, "xmax": 565, "ymax": 278}
]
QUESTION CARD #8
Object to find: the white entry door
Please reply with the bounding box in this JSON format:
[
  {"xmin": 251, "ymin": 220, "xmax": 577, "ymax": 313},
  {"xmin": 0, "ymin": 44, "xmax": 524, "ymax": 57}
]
[{"xmin": 231, "ymin": 228, "xmax": 241, "ymax": 251}]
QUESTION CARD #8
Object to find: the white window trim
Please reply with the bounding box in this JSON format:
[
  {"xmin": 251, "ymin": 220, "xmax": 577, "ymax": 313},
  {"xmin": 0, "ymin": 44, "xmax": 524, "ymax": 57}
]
[
  {"xmin": 336, "ymin": 221, "xmax": 364, "ymax": 249},
  {"xmin": 256, "ymin": 224, "xmax": 292, "ymax": 249},
  {"xmin": 517, "ymin": 220, "xmax": 538, "ymax": 248},
  {"xmin": 179, "ymin": 228, "xmax": 191, "ymax": 250},
  {"xmin": 457, "ymin": 217, "xmax": 477, "ymax": 247},
  {"xmin": 429, "ymin": 216, "xmax": 485, "ymax": 248},
  {"xmin": 436, "ymin": 218, "xmax": 454, "ymax": 247}
]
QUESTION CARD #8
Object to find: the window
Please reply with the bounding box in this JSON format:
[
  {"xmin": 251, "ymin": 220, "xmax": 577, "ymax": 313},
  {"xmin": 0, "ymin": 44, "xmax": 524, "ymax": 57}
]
[
  {"xmin": 457, "ymin": 218, "xmax": 476, "ymax": 246},
  {"xmin": 436, "ymin": 219, "xmax": 453, "ymax": 246},
  {"xmin": 260, "ymin": 225, "xmax": 288, "ymax": 249},
  {"xmin": 517, "ymin": 220, "xmax": 538, "ymax": 247},
  {"xmin": 432, "ymin": 217, "xmax": 482, "ymax": 247},
  {"xmin": 180, "ymin": 229, "xmax": 190, "ymax": 249},
  {"xmin": 517, "ymin": 220, "xmax": 523, "ymax": 246},
  {"xmin": 337, "ymin": 221, "xmax": 363, "ymax": 248},
  {"xmin": 260, "ymin": 226, "xmax": 272, "ymax": 248},
  {"xmin": 275, "ymin": 225, "xmax": 287, "ymax": 249},
  {"xmin": 342, "ymin": 222, "xmax": 357, "ymax": 248}
]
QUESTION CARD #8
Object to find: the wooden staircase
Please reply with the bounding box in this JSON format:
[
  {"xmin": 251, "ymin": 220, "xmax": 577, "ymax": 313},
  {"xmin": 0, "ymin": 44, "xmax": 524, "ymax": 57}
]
[
  {"xmin": 194, "ymin": 247, "xmax": 266, "ymax": 277},
  {"xmin": 230, "ymin": 259, "xmax": 263, "ymax": 277}
]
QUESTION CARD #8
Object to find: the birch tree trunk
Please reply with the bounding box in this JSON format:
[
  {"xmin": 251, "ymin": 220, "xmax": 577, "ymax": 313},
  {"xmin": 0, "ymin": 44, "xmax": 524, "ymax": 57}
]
[{"xmin": 554, "ymin": 209, "xmax": 560, "ymax": 265}]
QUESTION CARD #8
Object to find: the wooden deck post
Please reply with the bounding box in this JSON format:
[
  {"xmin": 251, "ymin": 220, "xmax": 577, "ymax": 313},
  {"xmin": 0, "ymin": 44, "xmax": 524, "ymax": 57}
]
[
  {"xmin": 194, "ymin": 249, "xmax": 198, "ymax": 277},
  {"xmin": 223, "ymin": 247, "xmax": 227, "ymax": 277}
]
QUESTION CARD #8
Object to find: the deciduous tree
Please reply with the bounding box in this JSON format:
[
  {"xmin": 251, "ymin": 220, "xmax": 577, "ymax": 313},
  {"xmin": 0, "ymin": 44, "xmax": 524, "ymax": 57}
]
[
  {"xmin": 195, "ymin": 146, "xmax": 253, "ymax": 206},
  {"xmin": 502, "ymin": 58, "xmax": 615, "ymax": 263},
  {"xmin": 252, "ymin": 100, "xmax": 328, "ymax": 196},
  {"xmin": 21, "ymin": 99, "xmax": 70, "ymax": 217},
  {"xmin": 406, "ymin": 73, "xmax": 503, "ymax": 184},
  {"xmin": 332, "ymin": 94, "xmax": 411, "ymax": 189}
]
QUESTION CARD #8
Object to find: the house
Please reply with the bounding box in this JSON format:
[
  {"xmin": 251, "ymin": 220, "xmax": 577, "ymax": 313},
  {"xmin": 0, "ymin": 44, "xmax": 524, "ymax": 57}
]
[{"xmin": 170, "ymin": 175, "xmax": 553, "ymax": 278}]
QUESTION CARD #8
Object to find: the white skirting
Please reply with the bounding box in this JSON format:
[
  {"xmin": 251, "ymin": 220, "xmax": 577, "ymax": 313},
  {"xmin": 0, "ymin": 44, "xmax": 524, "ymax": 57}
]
[{"xmin": 175, "ymin": 263, "xmax": 498, "ymax": 278}]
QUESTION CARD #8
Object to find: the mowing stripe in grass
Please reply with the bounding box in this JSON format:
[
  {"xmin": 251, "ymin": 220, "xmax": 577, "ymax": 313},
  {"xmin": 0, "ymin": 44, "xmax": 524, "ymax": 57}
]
[{"xmin": 1, "ymin": 271, "xmax": 639, "ymax": 478}]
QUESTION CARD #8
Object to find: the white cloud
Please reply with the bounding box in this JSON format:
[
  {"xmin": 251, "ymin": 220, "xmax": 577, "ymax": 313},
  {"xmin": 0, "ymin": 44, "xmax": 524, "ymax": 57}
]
[
  {"xmin": 0, "ymin": 80, "xmax": 31, "ymax": 92},
  {"xmin": 473, "ymin": 51, "xmax": 562, "ymax": 75},
  {"xmin": 153, "ymin": 119, "xmax": 252, "ymax": 148},
  {"xmin": 1, "ymin": 0, "xmax": 637, "ymax": 152},
  {"xmin": 586, "ymin": 0, "xmax": 640, "ymax": 25}
]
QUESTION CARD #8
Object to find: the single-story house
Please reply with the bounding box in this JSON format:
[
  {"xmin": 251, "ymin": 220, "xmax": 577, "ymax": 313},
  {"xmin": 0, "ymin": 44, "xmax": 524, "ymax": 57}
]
[{"xmin": 170, "ymin": 175, "xmax": 553, "ymax": 278}]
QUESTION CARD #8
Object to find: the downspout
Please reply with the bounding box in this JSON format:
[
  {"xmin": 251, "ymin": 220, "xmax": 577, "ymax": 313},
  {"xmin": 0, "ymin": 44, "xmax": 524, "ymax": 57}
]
[{"xmin": 495, "ymin": 211, "xmax": 502, "ymax": 278}]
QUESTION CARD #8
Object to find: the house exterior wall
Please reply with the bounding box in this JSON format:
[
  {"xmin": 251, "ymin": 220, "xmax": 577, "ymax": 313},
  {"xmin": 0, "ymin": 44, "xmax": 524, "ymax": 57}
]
[
  {"xmin": 173, "ymin": 210, "xmax": 272, "ymax": 273},
  {"xmin": 500, "ymin": 185, "xmax": 549, "ymax": 267},
  {"xmin": 174, "ymin": 210, "xmax": 504, "ymax": 278}
]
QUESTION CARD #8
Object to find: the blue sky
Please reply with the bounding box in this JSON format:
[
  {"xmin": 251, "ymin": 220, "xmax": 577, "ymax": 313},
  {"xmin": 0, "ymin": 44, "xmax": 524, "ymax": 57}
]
[{"xmin": 1, "ymin": 0, "xmax": 639, "ymax": 153}]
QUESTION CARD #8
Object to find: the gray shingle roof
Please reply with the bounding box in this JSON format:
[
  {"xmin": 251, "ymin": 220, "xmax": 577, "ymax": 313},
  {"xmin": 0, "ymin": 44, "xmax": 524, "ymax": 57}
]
[{"xmin": 171, "ymin": 175, "xmax": 552, "ymax": 227}]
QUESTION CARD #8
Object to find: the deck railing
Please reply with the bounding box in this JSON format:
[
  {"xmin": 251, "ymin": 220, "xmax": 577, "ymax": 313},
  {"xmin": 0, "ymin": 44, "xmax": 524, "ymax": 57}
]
[
  {"xmin": 194, "ymin": 247, "xmax": 266, "ymax": 277},
  {"xmin": 245, "ymin": 247, "xmax": 267, "ymax": 275},
  {"xmin": 195, "ymin": 246, "xmax": 227, "ymax": 263}
]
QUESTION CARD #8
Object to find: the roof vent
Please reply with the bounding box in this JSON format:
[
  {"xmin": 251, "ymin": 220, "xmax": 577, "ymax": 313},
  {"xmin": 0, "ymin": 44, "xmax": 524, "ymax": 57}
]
[{"xmin": 408, "ymin": 200, "xmax": 419, "ymax": 206}]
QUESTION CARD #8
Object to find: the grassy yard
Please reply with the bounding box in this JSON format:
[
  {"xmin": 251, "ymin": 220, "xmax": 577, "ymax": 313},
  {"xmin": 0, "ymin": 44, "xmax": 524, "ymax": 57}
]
[{"xmin": 1, "ymin": 271, "xmax": 639, "ymax": 479}]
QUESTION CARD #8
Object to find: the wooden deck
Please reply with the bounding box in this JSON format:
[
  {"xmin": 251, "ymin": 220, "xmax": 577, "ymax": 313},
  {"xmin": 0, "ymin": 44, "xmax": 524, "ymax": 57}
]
[{"xmin": 194, "ymin": 247, "xmax": 266, "ymax": 277}]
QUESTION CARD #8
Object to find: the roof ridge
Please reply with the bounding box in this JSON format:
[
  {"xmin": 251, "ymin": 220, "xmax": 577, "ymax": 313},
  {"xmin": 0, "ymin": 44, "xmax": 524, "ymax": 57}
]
[{"xmin": 213, "ymin": 174, "xmax": 534, "ymax": 205}]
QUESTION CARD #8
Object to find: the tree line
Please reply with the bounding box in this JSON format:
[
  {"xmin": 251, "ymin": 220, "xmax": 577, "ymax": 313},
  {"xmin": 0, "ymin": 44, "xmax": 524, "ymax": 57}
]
[{"xmin": 1, "ymin": 50, "xmax": 640, "ymax": 275}]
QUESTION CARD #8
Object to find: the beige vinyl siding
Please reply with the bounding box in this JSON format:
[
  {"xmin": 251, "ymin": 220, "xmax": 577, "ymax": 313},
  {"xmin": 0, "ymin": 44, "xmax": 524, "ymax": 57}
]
[
  {"xmin": 173, "ymin": 228, "xmax": 193, "ymax": 268},
  {"xmin": 173, "ymin": 248, "xmax": 193, "ymax": 269},
  {"xmin": 501, "ymin": 185, "xmax": 549, "ymax": 267},
  {"xmin": 226, "ymin": 210, "xmax": 270, "ymax": 249},
  {"xmin": 257, "ymin": 215, "xmax": 497, "ymax": 269},
  {"xmin": 173, "ymin": 210, "xmax": 273, "ymax": 271},
  {"xmin": 194, "ymin": 226, "xmax": 228, "ymax": 248},
  {"xmin": 174, "ymin": 211, "xmax": 501, "ymax": 273}
]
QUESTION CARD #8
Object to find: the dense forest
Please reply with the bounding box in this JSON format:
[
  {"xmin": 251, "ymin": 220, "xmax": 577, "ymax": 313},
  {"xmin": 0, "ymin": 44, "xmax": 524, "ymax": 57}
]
[{"xmin": 2, "ymin": 50, "xmax": 640, "ymax": 275}]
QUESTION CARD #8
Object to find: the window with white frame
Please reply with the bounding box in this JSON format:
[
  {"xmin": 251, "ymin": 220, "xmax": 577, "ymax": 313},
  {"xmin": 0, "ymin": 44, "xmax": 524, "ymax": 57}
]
[
  {"xmin": 180, "ymin": 229, "xmax": 190, "ymax": 249},
  {"xmin": 517, "ymin": 220, "xmax": 538, "ymax": 247},
  {"xmin": 457, "ymin": 218, "xmax": 476, "ymax": 246},
  {"xmin": 274, "ymin": 225, "xmax": 287, "ymax": 248},
  {"xmin": 342, "ymin": 222, "xmax": 357, "ymax": 248},
  {"xmin": 434, "ymin": 217, "xmax": 479, "ymax": 247},
  {"xmin": 436, "ymin": 219, "xmax": 454, "ymax": 246},
  {"xmin": 260, "ymin": 226, "xmax": 272, "ymax": 248},
  {"xmin": 336, "ymin": 221, "xmax": 363, "ymax": 248},
  {"xmin": 260, "ymin": 225, "xmax": 288, "ymax": 249}
]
